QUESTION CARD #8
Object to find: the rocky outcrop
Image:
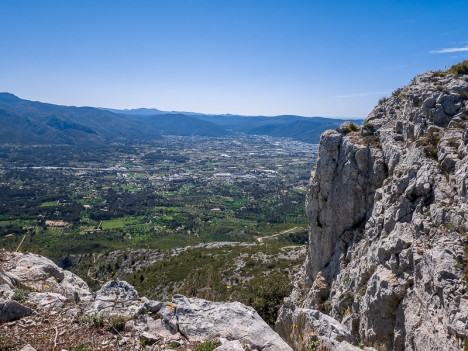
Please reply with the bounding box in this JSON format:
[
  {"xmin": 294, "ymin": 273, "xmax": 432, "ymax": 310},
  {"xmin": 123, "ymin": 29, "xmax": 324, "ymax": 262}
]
[
  {"xmin": 0, "ymin": 248, "xmax": 291, "ymax": 350},
  {"xmin": 277, "ymin": 65, "xmax": 468, "ymax": 350},
  {"xmin": 158, "ymin": 294, "xmax": 292, "ymax": 350},
  {"xmin": 0, "ymin": 250, "xmax": 92, "ymax": 302}
]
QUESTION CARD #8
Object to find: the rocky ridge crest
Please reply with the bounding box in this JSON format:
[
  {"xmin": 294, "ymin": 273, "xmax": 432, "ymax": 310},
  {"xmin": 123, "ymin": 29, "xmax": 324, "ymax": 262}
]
[
  {"xmin": 0, "ymin": 249, "xmax": 292, "ymax": 351},
  {"xmin": 276, "ymin": 65, "xmax": 468, "ymax": 350}
]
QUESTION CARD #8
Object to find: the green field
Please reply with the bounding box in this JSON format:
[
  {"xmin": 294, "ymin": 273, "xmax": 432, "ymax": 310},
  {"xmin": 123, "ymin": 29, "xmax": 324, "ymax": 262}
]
[{"xmin": 0, "ymin": 136, "xmax": 315, "ymax": 260}]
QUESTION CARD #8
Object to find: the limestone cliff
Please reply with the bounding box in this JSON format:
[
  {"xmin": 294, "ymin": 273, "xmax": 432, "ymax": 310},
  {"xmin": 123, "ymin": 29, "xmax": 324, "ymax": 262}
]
[{"xmin": 277, "ymin": 64, "xmax": 468, "ymax": 351}]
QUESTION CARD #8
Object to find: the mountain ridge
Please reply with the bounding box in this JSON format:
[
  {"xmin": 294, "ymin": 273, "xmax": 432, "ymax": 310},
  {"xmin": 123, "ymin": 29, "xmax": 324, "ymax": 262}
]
[{"xmin": 0, "ymin": 92, "xmax": 360, "ymax": 145}]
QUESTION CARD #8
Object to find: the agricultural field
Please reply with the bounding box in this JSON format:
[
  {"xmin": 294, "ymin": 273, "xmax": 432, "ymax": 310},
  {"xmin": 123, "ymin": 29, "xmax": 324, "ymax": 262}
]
[{"xmin": 0, "ymin": 135, "xmax": 317, "ymax": 260}]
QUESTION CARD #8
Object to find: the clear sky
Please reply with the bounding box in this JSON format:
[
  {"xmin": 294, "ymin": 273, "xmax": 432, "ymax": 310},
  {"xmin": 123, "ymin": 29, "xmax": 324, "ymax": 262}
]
[{"xmin": 1, "ymin": 0, "xmax": 467, "ymax": 117}]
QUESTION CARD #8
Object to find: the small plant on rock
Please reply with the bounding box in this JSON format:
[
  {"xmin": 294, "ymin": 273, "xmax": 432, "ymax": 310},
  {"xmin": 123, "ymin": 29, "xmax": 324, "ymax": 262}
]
[
  {"xmin": 107, "ymin": 314, "xmax": 127, "ymax": 333},
  {"xmin": 436, "ymin": 85, "xmax": 448, "ymax": 94},
  {"xmin": 80, "ymin": 312, "xmax": 104, "ymax": 329},
  {"xmin": 432, "ymin": 70, "xmax": 447, "ymax": 78},
  {"xmin": 392, "ymin": 88, "xmax": 403, "ymax": 98},
  {"xmin": 417, "ymin": 129, "xmax": 441, "ymax": 160},
  {"xmin": 195, "ymin": 340, "xmax": 221, "ymax": 351},
  {"xmin": 12, "ymin": 288, "xmax": 29, "ymax": 304},
  {"xmin": 378, "ymin": 97, "xmax": 388, "ymax": 105},
  {"xmin": 349, "ymin": 123, "xmax": 360, "ymax": 132},
  {"xmin": 447, "ymin": 137, "xmax": 459, "ymax": 148},
  {"xmin": 307, "ymin": 340, "xmax": 320, "ymax": 351}
]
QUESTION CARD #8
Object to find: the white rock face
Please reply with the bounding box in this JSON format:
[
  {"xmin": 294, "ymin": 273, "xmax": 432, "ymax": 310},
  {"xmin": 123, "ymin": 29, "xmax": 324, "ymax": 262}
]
[
  {"xmin": 215, "ymin": 339, "xmax": 245, "ymax": 350},
  {"xmin": 158, "ymin": 294, "xmax": 293, "ymax": 351},
  {"xmin": 277, "ymin": 71, "xmax": 468, "ymax": 351},
  {"xmin": 87, "ymin": 280, "xmax": 145, "ymax": 317},
  {"xmin": 0, "ymin": 251, "xmax": 92, "ymax": 302}
]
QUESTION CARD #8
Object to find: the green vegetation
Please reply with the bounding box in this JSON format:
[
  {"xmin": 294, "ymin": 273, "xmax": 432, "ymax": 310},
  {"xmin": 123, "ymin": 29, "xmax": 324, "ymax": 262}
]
[
  {"xmin": 348, "ymin": 123, "xmax": 360, "ymax": 132},
  {"xmin": 0, "ymin": 136, "xmax": 314, "ymax": 260},
  {"xmin": 70, "ymin": 346, "xmax": 92, "ymax": 351},
  {"xmin": 431, "ymin": 70, "xmax": 447, "ymax": 78},
  {"xmin": 79, "ymin": 313, "xmax": 104, "ymax": 329},
  {"xmin": 240, "ymin": 273, "xmax": 292, "ymax": 326},
  {"xmin": 195, "ymin": 340, "xmax": 221, "ymax": 351},
  {"xmin": 69, "ymin": 241, "xmax": 304, "ymax": 326},
  {"xmin": 12, "ymin": 288, "xmax": 29, "ymax": 303},
  {"xmin": 307, "ymin": 340, "xmax": 320, "ymax": 351},
  {"xmin": 448, "ymin": 60, "xmax": 468, "ymax": 75},
  {"xmin": 342, "ymin": 122, "xmax": 360, "ymax": 134},
  {"xmin": 432, "ymin": 61, "xmax": 468, "ymax": 77},
  {"xmin": 417, "ymin": 128, "xmax": 441, "ymax": 159},
  {"xmin": 378, "ymin": 97, "xmax": 388, "ymax": 105},
  {"xmin": 0, "ymin": 136, "xmax": 312, "ymax": 330},
  {"xmin": 40, "ymin": 200, "xmax": 58, "ymax": 207},
  {"xmin": 436, "ymin": 85, "xmax": 448, "ymax": 94},
  {"xmin": 107, "ymin": 315, "xmax": 127, "ymax": 333},
  {"xmin": 0, "ymin": 335, "xmax": 16, "ymax": 351},
  {"xmin": 392, "ymin": 88, "xmax": 403, "ymax": 98}
]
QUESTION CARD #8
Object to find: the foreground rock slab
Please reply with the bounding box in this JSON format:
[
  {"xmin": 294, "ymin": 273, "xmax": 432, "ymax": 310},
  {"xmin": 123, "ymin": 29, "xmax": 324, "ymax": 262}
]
[{"xmin": 158, "ymin": 294, "xmax": 293, "ymax": 351}]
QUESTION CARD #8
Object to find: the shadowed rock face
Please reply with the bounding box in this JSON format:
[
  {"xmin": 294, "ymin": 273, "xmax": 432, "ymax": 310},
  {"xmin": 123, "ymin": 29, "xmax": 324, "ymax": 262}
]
[{"xmin": 277, "ymin": 70, "xmax": 468, "ymax": 351}]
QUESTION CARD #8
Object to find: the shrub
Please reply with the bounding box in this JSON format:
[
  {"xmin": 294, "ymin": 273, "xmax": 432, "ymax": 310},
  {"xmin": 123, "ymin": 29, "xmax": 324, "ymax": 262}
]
[
  {"xmin": 107, "ymin": 315, "xmax": 127, "ymax": 333},
  {"xmin": 436, "ymin": 85, "xmax": 448, "ymax": 94},
  {"xmin": 378, "ymin": 97, "xmax": 388, "ymax": 105},
  {"xmin": 432, "ymin": 70, "xmax": 447, "ymax": 78},
  {"xmin": 80, "ymin": 313, "xmax": 104, "ymax": 329},
  {"xmin": 392, "ymin": 88, "xmax": 403, "ymax": 98},
  {"xmin": 447, "ymin": 137, "xmax": 459, "ymax": 148},
  {"xmin": 240, "ymin": 273, "xmax": 291, "ymax": 326},
  {"xmin": 338, "ymin": 291, "xmax": 354, "ymax": 316},
  {"xmin": 12, "ymin": 288, "xmax": 29, "ymax": 304},
  {"xmin": 323, "ymin": 300, "xmax": 332, "ymax": 313},
  {"xmin": 307, "ymin": 340, "xmax": 320, "ymax": 351},
  {"xmin": 417, "ymin": 129, "xmax": 441, "ymax": 159},
  {"xmin": 341, "ymin": 122, "xmax": 360, "ymax": 134},
  {"xmin": 448, "ymin": 60, "xmax": 468, "ymax": 75},
  {"xmin": 363, "ymin": 121, "xmax": 374, "ymax": 130}
]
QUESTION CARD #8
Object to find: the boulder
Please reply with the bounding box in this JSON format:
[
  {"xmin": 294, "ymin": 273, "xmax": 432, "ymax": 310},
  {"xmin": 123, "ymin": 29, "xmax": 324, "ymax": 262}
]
[
  {"xmin": 0, "ymin": 299, "xmax": 33, "ymax": 322},
  {"xmin": 27, "ymin": 292, "xmax": 67, "ymax": 311},
  {"xmin": 87, "ymin": 280, "xmax": 145, "ymax": 317},
  {"xmin": 0, "ymin": 252, "xmax": 92, "ymax": 301},
  {"xmin": 158, "ymin": 295, "xmax": 292, "ymax": 351}
]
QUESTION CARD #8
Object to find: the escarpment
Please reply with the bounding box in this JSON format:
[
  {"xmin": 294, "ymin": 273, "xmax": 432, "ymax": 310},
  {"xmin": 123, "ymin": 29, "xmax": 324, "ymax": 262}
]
[{"xmin": 277, "ymin": 64, "xmax": 468, "ymax": 351}]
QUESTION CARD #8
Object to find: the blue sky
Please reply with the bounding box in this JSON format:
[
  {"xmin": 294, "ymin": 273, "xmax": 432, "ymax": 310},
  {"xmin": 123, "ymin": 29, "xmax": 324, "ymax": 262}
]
[{"xmin": 0, "ymin": 0, "xmax": 467, "ymax": 117}]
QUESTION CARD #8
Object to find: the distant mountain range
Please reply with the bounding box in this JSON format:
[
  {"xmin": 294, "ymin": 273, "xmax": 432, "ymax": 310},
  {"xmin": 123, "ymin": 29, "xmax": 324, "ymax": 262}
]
[{"xmin": 0, "ymin": 93, "xmax": 361, "ymax": 145}]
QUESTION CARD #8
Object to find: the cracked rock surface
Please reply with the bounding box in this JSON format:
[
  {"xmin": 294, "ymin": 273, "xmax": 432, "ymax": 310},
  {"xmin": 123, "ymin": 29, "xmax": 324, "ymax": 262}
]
[{"xmin": 276, "ymin": 69, "xmax": 468, "ymax": 350}]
